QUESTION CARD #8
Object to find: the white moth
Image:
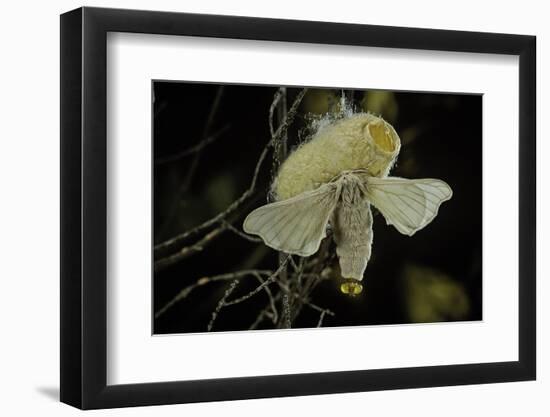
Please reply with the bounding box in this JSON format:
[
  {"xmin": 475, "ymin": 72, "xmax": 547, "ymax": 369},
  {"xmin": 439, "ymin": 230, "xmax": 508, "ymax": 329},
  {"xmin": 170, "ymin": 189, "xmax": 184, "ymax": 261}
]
[{"xmin": 242, "ymin": 113, "xmax": 453, "ymax": 295}]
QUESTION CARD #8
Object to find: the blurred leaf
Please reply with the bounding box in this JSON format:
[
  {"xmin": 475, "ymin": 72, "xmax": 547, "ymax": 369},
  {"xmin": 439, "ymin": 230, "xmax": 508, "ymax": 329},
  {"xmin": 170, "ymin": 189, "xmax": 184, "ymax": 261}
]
[
  {"xmin": 303, "ymin": 89, "xmax": 340, "ymax": 114},
  {"xmin": 361, "ymin": 91, "xmax": 398, "ymax": 122},
  {"xmin": 203, "ymin": 173, "xmax": 238, "ymax": 213},
  {"xmin": 403, "ymin": 264, "xmax": 470, "ymax": 323}
]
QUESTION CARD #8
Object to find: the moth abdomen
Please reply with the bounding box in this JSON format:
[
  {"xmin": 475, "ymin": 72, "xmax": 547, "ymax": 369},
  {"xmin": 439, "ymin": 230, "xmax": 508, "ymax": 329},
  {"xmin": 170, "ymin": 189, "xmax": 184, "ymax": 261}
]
[
  {"xmin": 336, "ymin": 243, "xmax": 372, "ymax": 279},
  {"xmin": 331, "ymin": 187, "xmax": 373, "ymax": 283}
]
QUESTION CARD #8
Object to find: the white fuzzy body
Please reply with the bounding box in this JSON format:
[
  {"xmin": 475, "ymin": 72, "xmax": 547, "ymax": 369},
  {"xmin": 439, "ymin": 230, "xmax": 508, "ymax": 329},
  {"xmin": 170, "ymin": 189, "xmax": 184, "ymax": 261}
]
[{"xmin": 331, "ymin": 175, "xmax": 373, "ymax": 281}]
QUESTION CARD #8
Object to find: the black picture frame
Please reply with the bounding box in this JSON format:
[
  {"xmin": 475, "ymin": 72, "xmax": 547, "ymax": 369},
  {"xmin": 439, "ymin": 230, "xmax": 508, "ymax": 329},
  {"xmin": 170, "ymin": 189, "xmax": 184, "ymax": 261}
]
[{"xmin": 60, "ymin": 6, "xmax": 536, "ymax": 409}]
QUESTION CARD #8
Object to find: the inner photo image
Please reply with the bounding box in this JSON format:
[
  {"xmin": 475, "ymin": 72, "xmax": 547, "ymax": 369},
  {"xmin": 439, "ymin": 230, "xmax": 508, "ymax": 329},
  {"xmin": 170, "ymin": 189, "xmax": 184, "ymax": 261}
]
[{"xmin": 153, "ymin": 83, "xmax": 482, "ymax": 334}]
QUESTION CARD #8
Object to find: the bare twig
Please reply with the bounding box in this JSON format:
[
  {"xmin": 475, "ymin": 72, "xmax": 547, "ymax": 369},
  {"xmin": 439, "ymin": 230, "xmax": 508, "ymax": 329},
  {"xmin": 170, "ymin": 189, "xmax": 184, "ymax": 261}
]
[
  {"xmin": 274, "ymin": 87, "xmax": 289, "ymax": 166},
  {"xmin": 154, "ymin": 196, "xmax": 265, "ymax": 271},
  {"xmin": 249, "ymin": 311, "xmax": 268, "ymax": 330},
  {"xmin": 154, "ymin": 88, "xmax": 308, "ymax": 258},
  {"xmin": 269, "ymin": 88, "xmax": 284, "ymax": 137},
  {"xmin": 317, "ymin": 310, "xmax": 327, "ymax": 328},
  {"xmin": 282, "ymin": 294, "xmax": 292, "ymax": 329},
  {"xmin": 154, "ymin": 215, "xmax": 266, "ymax": 271},
  {"xmin": 253, "ymin": 272, "xmax": 278, "ymax": 323},
  {"xmin": 249, "ymin": 292, "xmax": 334, "ymax": 330},
  {"xmin": 300, "ymin": 239, "xmax": 334, "ymax": 297},
  {"xmin": 207, "ymin": 279, "xmax": 239, "ymax": 331},
  {"xmin": 249, "ymin": 306, "xmax": 275, "ymax": 330},
  {"xmin": 155, "ymin": 124, "xmax": 230, "ymax": 165},
  {"xmin": 181, "ymin": 86, "xmax": 224, "ymax": 191},
  {"xmin": 154, "ymin": 269, "xmax": 273, "ymax": 319},
  {"xmin": 154, "ymin": 227, "xmax": 226, "ymax": 271},
  {"xmin": 270, "ymin": 88, "xmax": 291, "ymax": 322},
  {"xmin": 274, "ymin": 277, "xmax": 334, "ymax": 319},
  {"xmin": 288, "ymin": 256, "xmax": 299, "ymax": 271},
  {"xmin": 155, "ymin": 86, "xmax": 225, "ymax": 240},
  {"xmin": 222, "ymin": 221, "xmax": 263, "ymax": 243},
  {"xmin": 306, "ymin": 301, "xmax": 335, "ymax": 316},
  {"xmin": 224, "ymin": 256, "xmax": 290, "ymax": 306}
]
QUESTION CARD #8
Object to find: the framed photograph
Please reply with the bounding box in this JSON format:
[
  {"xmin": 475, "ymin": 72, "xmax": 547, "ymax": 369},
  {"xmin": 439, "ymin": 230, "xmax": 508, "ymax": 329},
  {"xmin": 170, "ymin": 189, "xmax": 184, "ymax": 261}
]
[{"xmin": 60, "ymin": 6, "xmax": 536, "ymax": 409}]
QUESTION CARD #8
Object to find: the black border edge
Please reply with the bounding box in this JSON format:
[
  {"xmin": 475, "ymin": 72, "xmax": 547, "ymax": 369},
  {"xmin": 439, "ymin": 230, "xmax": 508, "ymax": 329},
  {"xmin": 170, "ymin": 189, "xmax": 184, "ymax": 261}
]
[
  {"xmin": 518, "ymin": 35, "xmax": 536, "ymax": 380},
  {"xmin": 60, "ymin": 6, "xmax": 537, "ymax": 410},
  {"xmin": 60, "ymin": 7, "xmax": 83, "ymax": 409},
  {"xmin": 81, "ymin": 6, "xmax": 109, "ymax": 409}
]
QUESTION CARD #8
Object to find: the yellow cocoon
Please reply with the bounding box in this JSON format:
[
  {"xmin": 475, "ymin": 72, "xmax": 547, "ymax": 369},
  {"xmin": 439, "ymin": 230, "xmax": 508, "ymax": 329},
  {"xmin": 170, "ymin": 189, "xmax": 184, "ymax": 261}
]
[{"xmin": 274, "ymin": 113, "xmax": 401, "ymax": 200}]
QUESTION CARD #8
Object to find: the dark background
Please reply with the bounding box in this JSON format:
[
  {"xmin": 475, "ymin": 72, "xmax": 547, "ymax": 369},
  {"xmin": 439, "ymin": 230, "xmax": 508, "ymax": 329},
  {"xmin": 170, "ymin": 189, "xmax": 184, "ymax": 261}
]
[{"xmin": 153, "ymin": 82, "xmax": 482, "ymax": 334}]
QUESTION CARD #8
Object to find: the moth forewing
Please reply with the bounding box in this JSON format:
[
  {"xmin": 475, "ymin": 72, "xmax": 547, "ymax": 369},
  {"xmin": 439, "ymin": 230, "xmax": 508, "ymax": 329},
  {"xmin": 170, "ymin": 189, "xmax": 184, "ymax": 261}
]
[{"xmin": 242, "ymin": 181, "xmax": 341, "ymax": 256}]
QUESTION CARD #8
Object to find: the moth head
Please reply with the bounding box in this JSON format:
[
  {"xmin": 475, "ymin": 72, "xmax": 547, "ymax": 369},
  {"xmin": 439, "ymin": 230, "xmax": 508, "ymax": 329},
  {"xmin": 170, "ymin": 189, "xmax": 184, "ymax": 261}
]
[{"xmin": 340, "ymin": 278, "xmax": 363, "ymax": 297}]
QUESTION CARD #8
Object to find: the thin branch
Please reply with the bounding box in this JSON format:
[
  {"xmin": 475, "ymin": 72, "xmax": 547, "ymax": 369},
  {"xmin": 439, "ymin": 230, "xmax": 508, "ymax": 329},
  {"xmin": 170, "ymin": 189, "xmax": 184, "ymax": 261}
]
[
  {"xmin": 282, "ymin": 294, "xmax": 292, "ymax": 329},
  {"xmin": 317, "ymin": 310, "xmax": 327, "ymax": 328},
  {"xmin": 154, "ymin": 216, "xmax": 264, "ymax": 271},
  {"xmin": 299, "ymin": 239, "xmax": 334, "ymax": 298},
  {"xmin": 155, "ymin": 86, "xmax": 225, "ymax": 240},
  {"xmin": 289, "ymin": 256, "xmax": 301, "ymax": 272},
  {"xmin": 273, "ymin": 88, "xmax": 290, "ymax": 291},
  {"xmin": 274, "ymin": 87, "xmax": 289, "ymax": 165},
  {"xmin": 222, "ymin": 221, "xmax": 263, "ymax": 243},
  {"xmin": 154, "ymin": 269, "xmax": 273, "ymax": 319},
  {"xmin": 207, "ymin": 279, "xmax": 239, "ymax": 331},
  {"xmin": 253, "ymin": 272, "xmax": 278, "ymax": 324},
  {"xmin": 154, "ymin": 227, "xmax": 225, "ymax": 271},
  {"xmin": 182, "ymin": 85, "xmax": 225, "ymax": 191},
  {"xmin": 288, "ymin": 256, "xmax": 305, "ymax": 318},
  {"xmin": 269, "ymin": 88, "xmax": 284, "ymax": 137},
  {"xmin": 155, "ymin": 124, "xmax": 230, "ymax": 165},
  {"xmin": 249, "ymin": 312, "xmax": 268, "ymax": 330},
  {"xmin": 306, "ymin": 301, "xmax": 335, "ymax": 316},
  {"xmin": 275, "ymin": 277, "xmax": 334, "ymax": 320},
  {"xmin": 154, "ymin": 196, "xmax": 264, "ymax": 272},
  {"xmin": 249, "ymin": 306, "xmax": 275, "ymax": 330},
  {"xmin": 249, "ymin": 293, "xmax": 334, "ymax": 331},
  {"xmin": 248, "ymin": 290, "xmax": 282, "ymax": 330},
  {"xmin": 154, "ymin": 88, "xmax": 308, "ymax": 257},
  {"xmin": 223, "ymin": 256, "xmax": 290, "ymax": 306}
]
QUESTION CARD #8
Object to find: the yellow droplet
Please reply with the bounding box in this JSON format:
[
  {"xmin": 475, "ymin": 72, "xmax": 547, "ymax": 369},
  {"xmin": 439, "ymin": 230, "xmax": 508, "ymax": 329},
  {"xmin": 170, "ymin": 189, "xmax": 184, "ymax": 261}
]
[{"xmin": 340, "ymin": 279, "xmax": 363, "ymax": 296}]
